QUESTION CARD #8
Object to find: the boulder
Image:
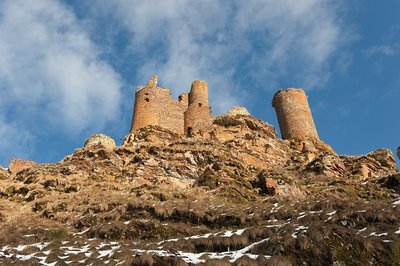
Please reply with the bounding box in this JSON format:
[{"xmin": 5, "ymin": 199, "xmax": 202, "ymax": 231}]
[
  {"xmin": 84, "ymin": 134, "xmax": 116, "ymax": 149},
  {"xmin": 227, "ymin": 106, "xmax": 251, "ymax": 116}
]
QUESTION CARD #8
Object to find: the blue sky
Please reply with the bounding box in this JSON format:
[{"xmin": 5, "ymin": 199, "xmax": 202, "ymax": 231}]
[{"xmin": 0, "ymin": 0, "xmax": 399, "ymax": 167}]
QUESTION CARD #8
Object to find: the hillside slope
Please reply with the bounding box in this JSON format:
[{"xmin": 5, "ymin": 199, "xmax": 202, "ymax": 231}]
[{"xmin": 0, "ymin": 112, "xmax": 399, "ymax": 265}]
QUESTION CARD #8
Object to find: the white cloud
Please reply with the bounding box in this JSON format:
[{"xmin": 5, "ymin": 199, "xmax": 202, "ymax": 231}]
[
  {"xmin": 89, "ymin": 0, "xmax": 348, "ymax": 113},
  {"xmin": 0, "ymin": 0, "xmax": 122, "ymax": 163},
  {"xmin": 363, "ymin": 44, "xmax": 399, "ymax": 57}
]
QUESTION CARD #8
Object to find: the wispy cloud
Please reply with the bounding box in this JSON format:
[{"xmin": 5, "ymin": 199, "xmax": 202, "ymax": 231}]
[
  {"xmin": 0, "ymin": 0, "xmax": 122, "ymax": 164},
  {"xmin": 363, "ymin": 44, "xmax": 400, "ymax": 57},
  {"xmin": 89, "ymin": 0, "xmax": 349, "ymax": 112}
]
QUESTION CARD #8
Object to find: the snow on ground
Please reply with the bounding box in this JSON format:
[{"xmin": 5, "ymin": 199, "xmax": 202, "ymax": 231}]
[
  {"xmin": 1, "ymin": 203, "xmax": 398, "ymax": 264},
  {"xmin": 133, "ymin": 238, "xmax": 271, "ymax": 264}
]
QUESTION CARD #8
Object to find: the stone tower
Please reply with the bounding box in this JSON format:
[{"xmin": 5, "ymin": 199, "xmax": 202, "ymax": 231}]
[
  {"xmin": 272, "ymin": 88, "xmax": 319, "ymax": 140},
  {"xmin": 130, "ymin": 75, "xmax": 188, "ymax": 134},
  {"xmin": 184, "ymin": 80, "xmax": 212, "ymax": 136}
]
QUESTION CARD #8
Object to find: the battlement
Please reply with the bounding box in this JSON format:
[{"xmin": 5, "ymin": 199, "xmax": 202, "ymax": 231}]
[
  {"xmin": 130, "ymin": 76, "xmax": 212, "ymax": 135},
  {"xmin": 272, "ymin": 88, "xmax": 319, "ymax": 140}
]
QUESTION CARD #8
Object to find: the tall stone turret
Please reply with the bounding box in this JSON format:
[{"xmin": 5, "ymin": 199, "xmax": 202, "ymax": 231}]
[
  {"xmin": 272, "ymin": 88, "xmax": 319, "ymax": 140},
  {"xmin": 184, "ymin": 80, "xmax": 212, "ymax": 136}
]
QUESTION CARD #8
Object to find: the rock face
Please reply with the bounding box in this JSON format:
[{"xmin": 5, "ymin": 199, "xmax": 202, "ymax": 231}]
[{"xmin": 0, "ymin": 110, "xmax": 399, "ymax": 265}]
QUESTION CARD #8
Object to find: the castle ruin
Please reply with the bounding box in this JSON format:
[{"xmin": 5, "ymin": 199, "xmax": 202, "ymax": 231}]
[
  {"xmin": 272, "ymin": 89, "xmax": 319, "ymax": 140},
  {"xmin": 130, "ymin": 76, "xmax": 212, "ymax": 136},
  {"xmin": 131, "ymin": 77, "xmax": 319, "ymax": 141}
]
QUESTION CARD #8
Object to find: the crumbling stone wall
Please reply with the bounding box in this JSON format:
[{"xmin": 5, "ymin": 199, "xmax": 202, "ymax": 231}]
[
  {"xmin": 184, "ymin": 80, "xmax": 212, "ymax": 136},
  {"xmin": 272, "ymin": 89, "xmax": 319, "ymax": 140},
  {"xmin": 131, "ymin": 76, "xmax": 211, "ymax": 135},
  {"xmin": 130, "ymin": 82, "xmax": 188, "ymax": 134}
]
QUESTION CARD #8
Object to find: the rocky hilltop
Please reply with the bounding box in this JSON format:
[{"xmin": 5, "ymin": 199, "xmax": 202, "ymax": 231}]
[{"xmin": 0, "ymin": 109, "xmax": 399, "ymax": 265}]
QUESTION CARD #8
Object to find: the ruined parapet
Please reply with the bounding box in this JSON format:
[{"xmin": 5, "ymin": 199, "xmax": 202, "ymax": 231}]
[
  {"xmin": 184, "ymin": 80, "xmax": 212, "ymax": 136},
  {"xmin": 272, "ymin": 89, "xmax": 319, "ymax": 140},
  {"xmin": 130, "ymin": 76, "xmax": 188, "ymax": 134},
  {"xmin": 189, "ymin": 80, "xmax": 208, "ymax": 106}
]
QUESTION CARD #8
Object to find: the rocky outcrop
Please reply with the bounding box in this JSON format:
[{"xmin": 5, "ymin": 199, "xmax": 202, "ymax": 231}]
[
  {"xmin": 227, "ymin": 106, "xmax": 251, "ymax": 116},
  {"xmin": 8, "ymin": 158, "xmax": 37, "ymax": 175},
  {"xmin": 84, "ymin": 134, "xmax": 116, "ymax": 149},
  {"xmin": 0, "ymin": 113, "xmax": 398, "ymax": 265}
]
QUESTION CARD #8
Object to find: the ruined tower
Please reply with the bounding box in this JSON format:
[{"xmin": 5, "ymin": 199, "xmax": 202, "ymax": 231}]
[
  {"xmin": 272, "ymin": 89, "xmax": 319, "ymax": 140},
  {"xmin": 130, "ymin": 76, "xmax": 188, "ymax": 134},
  {"xmin": 184, "ymin": 80, "xmax": 212, "ymax": 136}
]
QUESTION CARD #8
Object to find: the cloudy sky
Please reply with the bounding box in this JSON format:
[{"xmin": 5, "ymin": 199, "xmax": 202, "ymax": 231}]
[{"xmin": 0, "ymin": 0, "xmax": 399, "ymax": 166}]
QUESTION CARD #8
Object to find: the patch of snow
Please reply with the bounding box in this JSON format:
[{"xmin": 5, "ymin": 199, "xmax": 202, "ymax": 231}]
[
  {"xmin": 73, "ymin": 228, "xmax": 90, "ymax": 236},
  {"xmin": 32, "ymin": 242, "xmax": 50, "ymax": 250},
  {"xmin": 357, "ymin": 227, "xmax": 367, "ymax": 233},
  {"xmin": 297, "ymin": 214, "xmax": 306, "ymax": 220},
  {"xmin": 98, "ymin": 249, "xmax": 114, "ymax": 258},
  {"xmin": 309, "ymin": 210, "xmax": 323, "ymax": 214},
  {"xmin": 16, "ymin": 245, "xmax": 28, "ymax": 251},
  {"xmin": 133, "ymin": 237, "xmax": 270, "ymax": 264},
  {"xmin": 369, "ymin": 232, "xmax": 388, "ymax": 237},
  {"xmin": 62, "ymin": 245, "xmax": 90, "ymax": 255},
  {"xmin": 85, "ymin": 252, "xmax": 93, "ymax": 257},
  {"xmin": 395, "ymin": 228, "xmax": 400, "ymax": 235},
  {"xmin": 327, "ymin": 210, "xmax": 337, "ymax": 216},
  {"xmin": 43, "ymin": 250, "xmax": 51, "ymax": 255}
]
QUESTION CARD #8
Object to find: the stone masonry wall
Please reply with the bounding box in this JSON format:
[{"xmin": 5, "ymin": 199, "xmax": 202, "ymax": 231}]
[
  {"xmin": 272, "ymin": 89, "xmax": 319, "ymax": 140},
  {"xmin": 184, "ymin": 80, "xmax": 212, "ymax": 135},
  {"xmin": 130, "ymin": 80, "xmax": 188, "ymax": 134}
]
